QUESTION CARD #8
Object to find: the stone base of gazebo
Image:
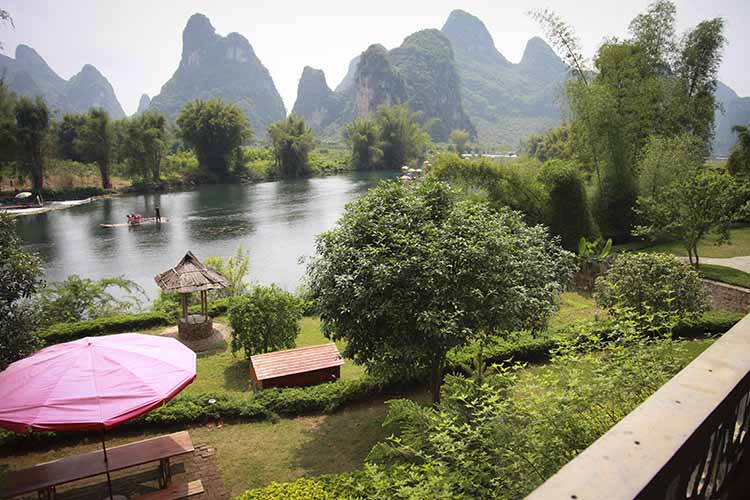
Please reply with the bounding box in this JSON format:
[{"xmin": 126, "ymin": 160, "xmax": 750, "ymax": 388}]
[{"xmin": 178, "ymin": 314, "xmax": 214, "ymax": 341}]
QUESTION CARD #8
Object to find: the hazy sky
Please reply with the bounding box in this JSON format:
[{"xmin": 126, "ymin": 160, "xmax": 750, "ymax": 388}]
[{"xmin": 2, "ymin": 0, "xmax": 748, "ymax": 115}]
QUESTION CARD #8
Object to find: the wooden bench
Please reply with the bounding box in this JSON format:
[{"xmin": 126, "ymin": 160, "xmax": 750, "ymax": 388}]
[
  {"xmin": 133, "ymin": 480, "xmax": 204, "ymax": 500},
  {"xmin": 1, "ymin": 431, "xmax": 194, "ymax": 499}
]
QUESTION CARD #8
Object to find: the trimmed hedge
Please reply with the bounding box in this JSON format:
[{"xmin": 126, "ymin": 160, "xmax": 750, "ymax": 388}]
[
  {"xmin": 40, "ymin": 312, "xmax": 171, "ymax": 345},
  {"xmin": 673, "ymin": 311, "xmax": 744, "ymax": 338}
]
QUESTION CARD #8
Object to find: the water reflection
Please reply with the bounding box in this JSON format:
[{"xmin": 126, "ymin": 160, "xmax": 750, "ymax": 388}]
[{"xmin": 17, "ymin": 172, "xmax": 394, "ymax": 299}]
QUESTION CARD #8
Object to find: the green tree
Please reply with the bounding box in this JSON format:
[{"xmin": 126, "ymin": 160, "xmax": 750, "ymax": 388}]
[
  {"xmin": 525, "ymin": 124, "xmax": 574, "ymax": 163},
  {"xmin": 55, "ymin": 114, "xmax": 87, "ymax": 162},
  {"xmin": 76, "ymin": 108, "xmax": 114, "ymax": 189},
  {"xmin": 34, "ymin": 275, "xmax": 146, "ymax": 327},
  {"xmin": 15, "ymin": 96, "xmax": 49, "ymax": 192},
  {"xmin": 675, "ymin": 18, "xmax": 726, "ymax": 148},
  {"xmin": 228, "ymin": 284, "xmax": 302, "ymax": 357},
  {"xmin": 538, "ymin": 159, "xmax": 593, "ymax": 251},
  {"xmin": 449, "ymin": 129, "xmax": 470, "ymax": 155},
  {"xmin": 268, "ymin": 115, "xmax": 315, "ymax": 178},
  {"xmin": 344, "ymin": 118, "xmax": 382, "ymax": 170},
  {"xmin": 0, "ymin": 82, "xmax": 17, "ymax": 171},
  {"xmin": 0, "ymin": 213, "xmax": 42, "ymax": 370},
  {"xmin": 430, "ymin": 153, "xmax": 548, "ymax": 226},
  {"xmin": 375, "ymin": 105, "xmax": 431, "ymax": 169},
  {"xmin": 121, "ymin": 112, "xmax": 168, "ymax": 182},
  {"xmin": 727, "ymin": 125, "xmax": 750, "ymax": 178},
  {"xmin": 534, "ymin": 2, "xmax": 726, "ymax": 242},
  {"xmin": 308, "ymin": 181, "xmax": 574, "ymax": 403},
  {"xmin": 177, "ymin": 98, "xmax": 252, "ymax": 179},
  {"xmin": 205, "ymin": 245, "xmax": 250, "ymax": 297},
  {"xmin": 638, "ymin": 133, "xmax": 704, "ymax": 196},
  {"xmin": 634, "ymin": 169, "xmax": 742, "ymax": 267}
]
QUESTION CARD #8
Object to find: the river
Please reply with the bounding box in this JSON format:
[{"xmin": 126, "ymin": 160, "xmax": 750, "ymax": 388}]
[{"xmin": 15, "ymin": 172, "xmax": 394, "ymax": 299}]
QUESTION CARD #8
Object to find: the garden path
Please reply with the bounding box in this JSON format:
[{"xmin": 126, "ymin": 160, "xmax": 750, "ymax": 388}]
[{"xmin": 681, "ymin": 256, "xmax": 750, "ymax": 273}]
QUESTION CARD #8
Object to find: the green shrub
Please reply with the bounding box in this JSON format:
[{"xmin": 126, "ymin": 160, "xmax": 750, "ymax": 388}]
[
  {"xmin": 40, "ymin": 312, "xmax": 171, "ymax": 345},
  {"xmin": 674, "ymin": 311, "xmax": 743, "ymax": 338},
  {"xmin": 594, "ymin": 252, "xmax": 709, "ymax": 321},
  {"xmin": 237, "ymin": 478, "xmax": 343, "ymax": 500},
  {"xmin": 229, "ymin": 285, "xmax": 301, "ymax": 357}
]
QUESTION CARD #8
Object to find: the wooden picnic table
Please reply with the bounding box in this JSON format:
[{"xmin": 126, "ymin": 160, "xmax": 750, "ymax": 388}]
[{"xmin": 1, "ymin": 431, "xmax": 194, "ymax": 500}]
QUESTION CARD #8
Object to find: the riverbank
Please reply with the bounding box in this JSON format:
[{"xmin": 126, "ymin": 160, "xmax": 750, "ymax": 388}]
[{"xmin": 0, "ymin": 197, "xmax": 102, "ymax": 216}]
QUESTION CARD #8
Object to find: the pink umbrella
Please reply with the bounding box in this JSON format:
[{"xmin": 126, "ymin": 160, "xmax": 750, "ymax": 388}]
[{"xmin": 0, "ymin": 333, "xmax": 196, "ymax": 497}]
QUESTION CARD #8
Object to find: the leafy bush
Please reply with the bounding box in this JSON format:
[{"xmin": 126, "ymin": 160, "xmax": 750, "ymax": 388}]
[
  {"xmin": 229, "ymin": 285, "xmax": 302, "ymax": 356},
  {"xmin": 363, "ymin": 333, "xmax": 698, "ymax": 499},
  {"xmin": 34, "ymin": 275, "xmax": 146, "ymax": 328},
  {"xmin": 594, "ymin": 252, "xmax": 709, "ymax": 322},
  {"xmin": 237, "ymin": 478, "xmax": 343, "ymax": 500},
  {"xmin": 309, "ymin": 149, "xmax": 352, "ymax": 175},
  {"xmin": 40, "ymin": 312, "xmax": 171, "ymax": 345}
]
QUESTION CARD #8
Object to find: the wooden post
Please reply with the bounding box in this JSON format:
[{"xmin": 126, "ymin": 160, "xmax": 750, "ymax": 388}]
[
  {"xmin": 202, "ymin": 291, "xmax": 208, "ymax": 322},
  {"xmin": 181, "ymin": 293, "xmax": 188, "ymax": 321}
]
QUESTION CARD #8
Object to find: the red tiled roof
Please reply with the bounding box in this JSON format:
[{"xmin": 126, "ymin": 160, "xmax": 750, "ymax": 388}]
[{"xmin": 250, "ymin": 343, "xmax": 344, "ymax": 381}]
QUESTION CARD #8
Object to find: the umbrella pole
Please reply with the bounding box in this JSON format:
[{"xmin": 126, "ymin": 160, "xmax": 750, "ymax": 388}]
[{"xmin": 101, "ymin": 428, "xmax": 114, "ymax": 499}]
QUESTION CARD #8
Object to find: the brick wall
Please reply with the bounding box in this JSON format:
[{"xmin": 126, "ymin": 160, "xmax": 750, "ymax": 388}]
[{"xmin": 703, "ymin": 279, "xmax": 750, "ymax": 313}]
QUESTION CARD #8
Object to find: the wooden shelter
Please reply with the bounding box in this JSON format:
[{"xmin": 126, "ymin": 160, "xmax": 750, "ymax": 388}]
[
  {"xmin": 249, "ymin": 343, "xmax": 344, "ymax": 391},
  {"xmin": 154, "ymin": 251, "xmax": 229, "ymax": 340}
]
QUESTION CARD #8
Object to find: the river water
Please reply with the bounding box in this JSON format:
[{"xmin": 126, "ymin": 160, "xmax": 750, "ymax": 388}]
[{"xmin": 15, "ymin": 172, "xmax": 393, "ymax": 299}]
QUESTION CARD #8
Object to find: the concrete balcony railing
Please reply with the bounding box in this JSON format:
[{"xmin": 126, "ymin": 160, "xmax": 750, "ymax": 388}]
[{"xmin": 526, "ymin": 313, "xmax": 750, "ymax": 500}]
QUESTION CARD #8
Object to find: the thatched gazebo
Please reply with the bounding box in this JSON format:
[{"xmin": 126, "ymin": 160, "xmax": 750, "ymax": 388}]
[{"xmin": 154, "ymin": 251, "xmax": 229, "ymax": 341}]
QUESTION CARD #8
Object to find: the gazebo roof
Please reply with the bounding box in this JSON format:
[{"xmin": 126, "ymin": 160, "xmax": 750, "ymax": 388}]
[{"xmin": 154, "ymin": 251, "xmax": 229, "ymax": 294}]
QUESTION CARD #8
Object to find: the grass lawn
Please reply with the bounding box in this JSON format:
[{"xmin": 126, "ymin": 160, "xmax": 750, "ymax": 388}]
[
  {"xmin": 698, "ymin": 264, "xmax": 750, "ymax": 289},
  {"xmin": 550, "ymin": 292, "xmax": 602, "ymax": 328},
  {"xmin": 187, "ymin": 295, "xmax": 600, "ymax": 396},
  {"xmin": 616, "ymin": 226, "xmax": 750, "ymax": 258},
  {"xmin": 184, "ymin": 317, "xmax": 364, "ymax": 396}
]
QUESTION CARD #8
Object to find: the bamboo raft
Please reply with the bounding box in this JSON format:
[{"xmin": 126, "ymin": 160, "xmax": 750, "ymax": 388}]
[{"xmin": 100, "ymin": 217, "xmax": 169, "ymax": 228}]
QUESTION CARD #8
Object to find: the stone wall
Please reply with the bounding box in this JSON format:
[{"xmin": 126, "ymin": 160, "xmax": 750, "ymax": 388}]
[{"xmin": 702, "ymin": 279, "xmax": 750, "ymax": 313}]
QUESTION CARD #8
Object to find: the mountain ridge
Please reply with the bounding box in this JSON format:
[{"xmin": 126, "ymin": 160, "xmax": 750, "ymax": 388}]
[
  {"xmin": 148, "ymin": 13, "xmax": 286, "ymax": 137},
  {"xmin": 0, "ymin": 44, "xmax": 125, "ymax": 119}
]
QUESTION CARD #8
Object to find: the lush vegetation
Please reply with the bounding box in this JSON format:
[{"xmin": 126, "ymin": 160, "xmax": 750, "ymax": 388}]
[
  {"xmin": 177, "ymin": 98, "xmax": 252, "ymax": 181},
  {"xmin": 529, "ymin": 1, "xmax": 730, "ymax": 244},
  {"xmin": 594, "ymin": 252, "xmax": 709, "ymax": 323},
  {"xmin": 308, "ymin": 180, "xmax": 575, "ymax": 403},
  {"xmin": 229, "ymin": 285, "xmax": 302, "ymax": 356},
  {"xmin": 0, "ymin": 213, "xmax": 42, "ymax": 369},
  {"xmin": 268, "ymin": 116, "xmax": 316, "ymax": 177},
  {"xmin": 344, "ymin": 105, "xmax": 432, "ymax": 171}
]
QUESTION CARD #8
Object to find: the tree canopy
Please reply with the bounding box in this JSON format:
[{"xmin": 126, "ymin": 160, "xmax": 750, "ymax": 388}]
[
  {"xmin": 308, "ymin": 180, "xmax": 574, "ymax": 403},
  {"xmin": 268, "ymin": 115, "xmax": 316, "ymax": 178},
  {"xmin": 177, "ymin": 98, "xmax": 252, "ymax": 179}
]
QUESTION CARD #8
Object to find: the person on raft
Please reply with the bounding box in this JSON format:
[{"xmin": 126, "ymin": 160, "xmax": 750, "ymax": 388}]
[{"xmin": 155, "ymin": 205, "xmax": 161, "ymax": 222}]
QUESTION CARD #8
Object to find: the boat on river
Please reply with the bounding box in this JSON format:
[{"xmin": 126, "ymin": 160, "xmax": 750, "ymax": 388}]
[{"xmin": 100, "ymin": 216, "xmax": 169, "ymax": 228}]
